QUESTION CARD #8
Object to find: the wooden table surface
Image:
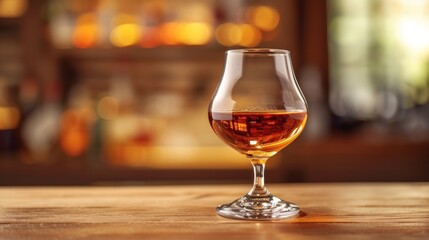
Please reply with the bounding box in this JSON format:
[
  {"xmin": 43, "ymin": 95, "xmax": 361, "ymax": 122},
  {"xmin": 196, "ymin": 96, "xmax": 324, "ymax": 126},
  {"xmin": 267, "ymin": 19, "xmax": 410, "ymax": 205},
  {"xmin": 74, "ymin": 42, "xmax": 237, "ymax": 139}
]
[{"xmin": 0, "ymin": 183, "xmax": 428, "ymax": 239}]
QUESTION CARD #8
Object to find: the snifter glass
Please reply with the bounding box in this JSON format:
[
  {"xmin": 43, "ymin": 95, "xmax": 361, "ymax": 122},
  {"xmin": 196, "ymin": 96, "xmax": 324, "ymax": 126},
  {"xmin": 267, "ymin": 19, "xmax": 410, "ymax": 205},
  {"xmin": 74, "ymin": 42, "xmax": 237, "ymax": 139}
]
[{"xmin": 208, "ymin": 49, "xmax": 308, "ymax": 220}]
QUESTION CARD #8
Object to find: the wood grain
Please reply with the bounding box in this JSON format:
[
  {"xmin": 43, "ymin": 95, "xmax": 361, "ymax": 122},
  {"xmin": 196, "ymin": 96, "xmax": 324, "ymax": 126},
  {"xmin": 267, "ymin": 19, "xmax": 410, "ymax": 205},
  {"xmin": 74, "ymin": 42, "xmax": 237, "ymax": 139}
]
[{"xmin": 0, "ymin": 183, "xmax": 428, "ymax": 239}]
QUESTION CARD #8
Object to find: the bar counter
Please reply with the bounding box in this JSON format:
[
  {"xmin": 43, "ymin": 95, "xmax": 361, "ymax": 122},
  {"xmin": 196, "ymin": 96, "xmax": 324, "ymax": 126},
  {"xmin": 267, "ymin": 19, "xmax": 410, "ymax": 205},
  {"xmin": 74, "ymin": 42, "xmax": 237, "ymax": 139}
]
[{"xmin": 1, "ymin": 183, "xmax": 428, "ymax": 239}]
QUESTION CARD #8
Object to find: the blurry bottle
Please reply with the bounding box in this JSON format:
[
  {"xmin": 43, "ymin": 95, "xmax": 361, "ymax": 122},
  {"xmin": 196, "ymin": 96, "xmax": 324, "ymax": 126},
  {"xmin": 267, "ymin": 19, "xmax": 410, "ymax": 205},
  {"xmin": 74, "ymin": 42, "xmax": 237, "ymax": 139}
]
[
  {"xmin": 59, "ymin": 84, "xmax": 95, "ymax": 160},
  {"xmin": 102, "ymin": 66, "xmax": 153, "ymax": 166},
  {"xmin": 0, "ymin": 78, "xmax": 21, "ymax": 156},
  {"xmin": 19, "ymin": 73, "xmax": 40, "ymax": 117},
  {"xmin": 21, "ymin": 81, "xmax": 61, "ymax": 163}
]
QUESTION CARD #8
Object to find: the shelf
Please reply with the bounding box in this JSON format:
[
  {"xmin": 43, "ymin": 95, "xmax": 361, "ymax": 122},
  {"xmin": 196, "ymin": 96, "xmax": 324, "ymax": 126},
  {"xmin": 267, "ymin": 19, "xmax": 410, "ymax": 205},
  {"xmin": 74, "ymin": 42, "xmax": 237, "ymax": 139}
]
[
  {"xmin": 55, "ymin": 47, "xmax": 230, "ymax": 62},
  {"xmin": 1, "ymin": 136, "xmax": 428, "ymax": 185}
]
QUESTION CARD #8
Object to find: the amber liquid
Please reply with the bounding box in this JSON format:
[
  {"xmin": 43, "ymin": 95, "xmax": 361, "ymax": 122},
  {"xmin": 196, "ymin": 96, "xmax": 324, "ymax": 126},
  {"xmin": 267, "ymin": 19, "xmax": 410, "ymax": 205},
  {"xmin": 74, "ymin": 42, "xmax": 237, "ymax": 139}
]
[{"xmin": 209, "ymin": 111, "xmax": 307, "ymax": 158}]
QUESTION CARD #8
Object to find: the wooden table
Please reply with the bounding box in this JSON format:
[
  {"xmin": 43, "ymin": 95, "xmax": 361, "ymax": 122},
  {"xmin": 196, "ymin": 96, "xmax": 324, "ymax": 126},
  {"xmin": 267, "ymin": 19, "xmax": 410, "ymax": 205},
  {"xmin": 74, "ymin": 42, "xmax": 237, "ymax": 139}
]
[{"xmin": 1, "ymin": 183, "xmax": 428, "ymax": 239}]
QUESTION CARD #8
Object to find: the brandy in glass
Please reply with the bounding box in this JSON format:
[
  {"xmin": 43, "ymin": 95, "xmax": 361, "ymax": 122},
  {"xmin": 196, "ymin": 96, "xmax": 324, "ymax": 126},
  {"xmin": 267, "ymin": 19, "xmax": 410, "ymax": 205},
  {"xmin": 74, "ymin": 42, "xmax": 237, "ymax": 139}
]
[{"xmin": 208, "ymin": 49, "xmax": 307, "ymax": 220}]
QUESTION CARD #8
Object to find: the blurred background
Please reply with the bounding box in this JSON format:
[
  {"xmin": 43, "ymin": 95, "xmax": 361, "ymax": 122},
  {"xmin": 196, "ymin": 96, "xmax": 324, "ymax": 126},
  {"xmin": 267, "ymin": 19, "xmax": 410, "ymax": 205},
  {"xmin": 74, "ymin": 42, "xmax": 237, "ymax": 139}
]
[{"xmin": 0, "ymin": 0, "xmax": 428, "ymax": 185}]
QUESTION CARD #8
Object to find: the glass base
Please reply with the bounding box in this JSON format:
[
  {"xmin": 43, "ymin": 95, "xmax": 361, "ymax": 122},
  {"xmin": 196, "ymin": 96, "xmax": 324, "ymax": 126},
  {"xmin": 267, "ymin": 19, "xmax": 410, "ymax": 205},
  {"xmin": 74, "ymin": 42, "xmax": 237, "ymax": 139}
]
[{"xmin": 216, "ymin": 194, "xmax": 299, "ymax": 220}]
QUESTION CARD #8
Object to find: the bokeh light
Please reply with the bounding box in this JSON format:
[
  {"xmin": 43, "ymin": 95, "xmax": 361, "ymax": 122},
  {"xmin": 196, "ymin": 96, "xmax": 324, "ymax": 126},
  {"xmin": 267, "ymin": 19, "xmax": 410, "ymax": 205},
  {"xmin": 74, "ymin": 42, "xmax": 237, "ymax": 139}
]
[
  {"xmin": 48, "ymin": 2, "xmax": 278, "ymax": 49},
  {"xmin": 396, "ymin": 18, "xmax": 429, "ymax": 53},
  {"xmin": 215, "ymin": 23, "xmax": 261, "ymax": 47},
  {"xmin": 72, "ymin": 13, "xmax": 99, "ymax": 48},
  {"xmin": 139, "ymin": 27, "xmax": 161, "ymax": 48},
  {"xmin": 239, "ymin": 24, "xmax": 262, "ymax": 47},
  {"xmin": 0, "ymin": 0, "xmax": 27, "ymax": 18},
  {"xmin": 59, "ymin": 110, "xmax": 91, "ymax": 157},
  {"xmin": 97, "ymin": 96, "xmax": 119, "ymax": 120},
  {"xmin": 160, "ymin": 22, "xmax": 181, "ymax": 45},
  {"xmin": 178, "ymin": 22, "xmax": 212, "ymax": 45},
  {"xmin": 0, "ymin": 107, "xmax": 20, "ymax": 130},
  {"xmin": 215, "ymin": 23, "xmax": 241, "ymax": 46},
  {"xmin": 110, "ymin": 23, "xmax": 142, "ymax": 47},
  {"xmin": 246, "ymin": 6, "xmax": 280, "ymax": 31},
  {"xmin": 110, "ymin": 14, "xmax": 142, "ymax": 47}
]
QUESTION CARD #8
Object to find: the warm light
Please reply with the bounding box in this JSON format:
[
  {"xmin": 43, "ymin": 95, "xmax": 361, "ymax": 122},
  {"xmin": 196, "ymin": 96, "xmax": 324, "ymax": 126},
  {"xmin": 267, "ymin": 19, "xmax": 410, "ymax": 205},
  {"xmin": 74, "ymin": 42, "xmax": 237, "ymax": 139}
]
[
  {"xmin": 215, "ymin": 23, "xmax": 262, "ymax": 47},
  {"xmin": 72, "ymin": 13, "xmax": 99, "ymax": 48},
  {"xmin": 247, "ymin": 6, "xmax": 280, "ymax": 31},
  {"xmin": 160, "ymin": 22, "xmax": 181, "ymax": 45},
  {"xmin": 215, "ymin": 23, "xmax": 241, "ymax": 46},
  {"xmin": 110, "ymin": 23, "xmax": 142, "ymax": 47},
  {"xmin": 110, "ymin": 14, "xmax": 142, "ymax": 47},
  {"xmin": 59, "ymin": 110, "xmax": 90, "ymax": 157},
  {"xmin": 0, "ymin": 0, "xmax": 27, "ymax": 17},
  {"xmin": 178, "ymin": 22, "xmax": 212, "ymax": 45},
  {"xmin": 239, "ymin": 24, "xmax": 262, "ymax": 47},
  {"xmin": 61, "ymin": 130, "xmax": 87, "ymax": 157},
  {"xmin": 97, "ymin": 96, "xmax": 119, "ymax": 120},
  {"xmin": 139, "ymin": 27, "xmax": 161, "ymax": 48},
  {"xmin": 73, "ymin": 24, "xmax": 98, "ymax": 48},
  {"xmin": 0, "ymin": 107, "xmax": 20, "ymax": 130}
]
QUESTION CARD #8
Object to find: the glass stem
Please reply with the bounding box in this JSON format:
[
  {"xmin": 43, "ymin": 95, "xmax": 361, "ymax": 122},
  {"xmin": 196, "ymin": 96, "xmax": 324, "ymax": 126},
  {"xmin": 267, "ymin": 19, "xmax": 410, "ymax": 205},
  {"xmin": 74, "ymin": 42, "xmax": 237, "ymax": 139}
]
[{"xmin": 248, "ymin": 159, "xmax": 270, "ymax": 197}]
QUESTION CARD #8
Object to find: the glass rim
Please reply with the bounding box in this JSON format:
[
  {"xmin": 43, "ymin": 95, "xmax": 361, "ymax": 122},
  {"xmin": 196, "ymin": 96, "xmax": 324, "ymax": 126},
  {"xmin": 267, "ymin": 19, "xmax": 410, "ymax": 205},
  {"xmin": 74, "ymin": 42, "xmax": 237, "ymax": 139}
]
[{"xmin": 226, "ymin": 48, "xmax": 290, "ymax": 56}]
